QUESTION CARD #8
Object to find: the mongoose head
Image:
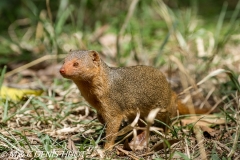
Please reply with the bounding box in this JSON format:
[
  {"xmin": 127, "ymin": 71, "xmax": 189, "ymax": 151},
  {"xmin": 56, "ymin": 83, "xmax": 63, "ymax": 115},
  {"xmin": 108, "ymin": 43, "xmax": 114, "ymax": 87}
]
[{"xmin": 59, "ymin": 50, "xmax": 101, "ymax": 80}]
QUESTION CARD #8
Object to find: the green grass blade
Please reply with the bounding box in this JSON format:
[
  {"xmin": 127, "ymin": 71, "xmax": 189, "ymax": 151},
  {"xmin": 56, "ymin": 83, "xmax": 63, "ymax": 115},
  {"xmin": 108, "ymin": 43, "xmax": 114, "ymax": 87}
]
[
  {"xmin": 2, "ymin": 99, "xmax": 8, "ymax": 122},
  {"xmin": 3, "ymin": 107, "xmax": 31, "ymax": 123},
  {"xmin": 55, "ymin": 6, "xmax": 74, "ymax": 35},
  {"xmin": 0, "ymin": 134, "xmax": 22, "ymax": 152},
  {"xmin": 154, "ymin": 31, "xmax": 171, "ymax": 66},
  {"xmin": 229, "ymin": 0, "xmax": 240, "ymax": 25},
  {"xmin": 175, "ymin": 151, "xmax": 191, "ymax": 160},
  {"xmin": 56, "ymin": 0, "xmax": 69, "ymax": 20},
  {"xmin": 0, "ymin": 65, "xmax": 7, "ymax": 90},
  {"xmin": 95, "ymin": 125, "xmax": 105, "ymax": 145},
  {"xmin": 225, "ymin": 69, "xmax": 240, "ymax": 92},
  {"xmin": 214, "ymin": 2, "xmax": 228, "ymax": 44}
]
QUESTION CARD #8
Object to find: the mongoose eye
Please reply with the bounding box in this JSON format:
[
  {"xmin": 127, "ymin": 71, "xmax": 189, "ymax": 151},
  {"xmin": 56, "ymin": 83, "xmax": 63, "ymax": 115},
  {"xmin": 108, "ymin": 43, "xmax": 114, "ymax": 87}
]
[{"xmin": 73, "ymin": 62, "xmax": 79, "ymax": 67}]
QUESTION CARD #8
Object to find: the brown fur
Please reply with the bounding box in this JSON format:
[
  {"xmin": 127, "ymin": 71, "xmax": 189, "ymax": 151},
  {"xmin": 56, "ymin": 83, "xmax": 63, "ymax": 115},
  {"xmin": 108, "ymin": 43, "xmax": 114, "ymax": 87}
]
[{"xmin": 59, "ymin": 50, "xmax": 210, "ymax": 150}]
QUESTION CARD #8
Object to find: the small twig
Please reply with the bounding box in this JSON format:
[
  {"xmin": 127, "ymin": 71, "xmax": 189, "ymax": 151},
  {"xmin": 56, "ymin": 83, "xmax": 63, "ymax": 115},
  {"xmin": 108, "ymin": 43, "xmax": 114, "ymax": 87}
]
[
  {"xmin": 170, "ymin": 55, "xmax": 212, "ymax": 109},
  {"xmin": 204, "ymin": 95, "xmax": 227, "ymax": 114},
  {"xmin": 116, "ymin": 0, "xmax": 140, "ymax": 63},
  {"xmin": 118, "ymin": 0, "xmax": 139, "ymax": 38},
  {"xmin": 178, "ymin": 69, "xmax": 231, "ymax": 96},
  {"xmin": 27, "ymin": 137, "xmax": 42, "ymax": 144},
  {"xmin": 169, "ymin": 55, "xmax": 196, "ymax": 90},
  {"xmin": 5, "ymin": 54, "xmax": 66, "ymax": 78},
  {"xmin": 109, "ymin": 131, "xmax": 133, "ymax": 150},
  {"xmin": 193, "ymin": 126, "xmax": 207, "ymax": 160},
  {"xmin": 228, "ymin": 93, "xmax": 240, "ymax": 158},
  {"xmin": 199, "ymin": 87, "xmax": 215, "ymax": 109},
  {"xmin": 115, "ymin": 146, "xmax": 140, "ymax": 160},
  {"xmin": 214, "ymin": 140, "xmax": 232, "ymax": 153},
  {"xmin": 184, "ymin": 137, "xmax": 191, "ymax": 159},
  {"xmin": 20, "ymin": 96, "xmax": 33, "ymax": 111},
  {"xmin": 46, "ymin": 0, "xmax": 53, "ymax": 23},
  {"xmin": 138, "ymin": 151, "xmax": 154, "ymax": 157},
  {"xmin": 214, "ymin": 140, "xmax": 238, "ymax": 158}
]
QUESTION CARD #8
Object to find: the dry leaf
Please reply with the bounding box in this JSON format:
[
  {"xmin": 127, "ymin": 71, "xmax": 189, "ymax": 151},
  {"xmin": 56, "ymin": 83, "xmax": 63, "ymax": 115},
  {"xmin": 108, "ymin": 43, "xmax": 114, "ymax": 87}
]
[
  {"xmin": 128, "ymin": 131, "xmax": 147, "ymax": 151},
  {"xmin": 67, "ymin": 138, "xmax": 77, "ymax": 153},
  {"xmin": 200, "ymin": 125, "xmax": 218, "ymax": 138},
  {"xmin": 96, "ymin": 149, "xmax": 105, "ymax": 158},
  {"xmin": 0, "ymin": 86, "xmax": 43, "ymax": 101},
  {"xmin": 180, "ymin": 115, "xmax": 226, "ymax": 127}
]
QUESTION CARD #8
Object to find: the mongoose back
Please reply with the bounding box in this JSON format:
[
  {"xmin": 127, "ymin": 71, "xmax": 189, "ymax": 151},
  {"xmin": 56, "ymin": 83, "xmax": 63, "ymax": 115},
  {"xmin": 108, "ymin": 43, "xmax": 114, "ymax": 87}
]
[{"xmin": 59, "ymin": 50, "xmax": 209, "ymax": 150}]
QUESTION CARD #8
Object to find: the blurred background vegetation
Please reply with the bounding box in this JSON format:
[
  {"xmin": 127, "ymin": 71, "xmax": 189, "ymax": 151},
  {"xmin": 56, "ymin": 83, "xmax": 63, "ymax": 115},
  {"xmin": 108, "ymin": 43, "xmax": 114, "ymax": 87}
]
[{"xmin": 0, "ymin": 0, "xmax": 239, "ymax": 71}]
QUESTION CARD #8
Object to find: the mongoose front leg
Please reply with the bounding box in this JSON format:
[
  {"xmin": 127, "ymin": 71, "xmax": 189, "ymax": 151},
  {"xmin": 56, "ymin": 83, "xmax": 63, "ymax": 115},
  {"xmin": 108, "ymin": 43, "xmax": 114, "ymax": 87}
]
[
  {"xmin": 97, "ymin": 113, "xmax": 105, "ymax": 124},
  {"xmin": 103, "ymin": 114, "xmax": 123, "ymax": 150}
]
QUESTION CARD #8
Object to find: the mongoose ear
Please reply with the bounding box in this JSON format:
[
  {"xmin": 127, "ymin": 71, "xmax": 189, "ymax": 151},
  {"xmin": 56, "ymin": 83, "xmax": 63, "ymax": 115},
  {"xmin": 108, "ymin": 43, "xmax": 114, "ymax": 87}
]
[{"xmin": 89, "ymin": 50, "xmax": 100, "ymax": 64}]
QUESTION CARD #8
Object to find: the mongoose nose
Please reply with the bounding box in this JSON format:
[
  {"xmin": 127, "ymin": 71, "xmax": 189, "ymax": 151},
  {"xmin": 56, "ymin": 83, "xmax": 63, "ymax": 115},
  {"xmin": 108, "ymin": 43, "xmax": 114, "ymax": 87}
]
[{"xmin": 59, "ymin": 68, "xmax": 65, "ymax": 74}]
